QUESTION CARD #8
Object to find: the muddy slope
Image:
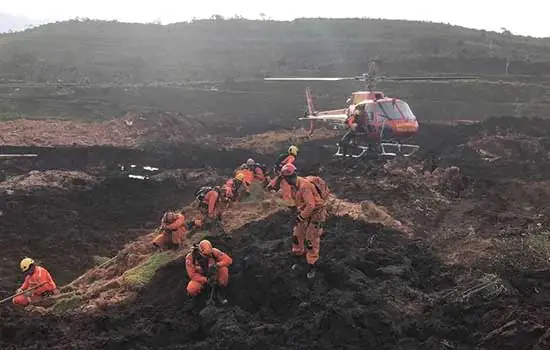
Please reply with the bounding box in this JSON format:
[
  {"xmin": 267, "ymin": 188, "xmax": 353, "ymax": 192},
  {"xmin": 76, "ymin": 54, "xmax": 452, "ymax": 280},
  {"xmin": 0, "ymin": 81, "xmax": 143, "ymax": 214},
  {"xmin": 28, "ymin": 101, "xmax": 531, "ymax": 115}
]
[
  {"xmin": 4, "ymin": 211, "xmax": 548, "ymax": 349},
  {"xmin": 0, "ymin": 213, "xmax": 456, "ymax": 349},
  {"xmin": 0, "ymin": 177, "xmax": 190, "ymax": 291}
]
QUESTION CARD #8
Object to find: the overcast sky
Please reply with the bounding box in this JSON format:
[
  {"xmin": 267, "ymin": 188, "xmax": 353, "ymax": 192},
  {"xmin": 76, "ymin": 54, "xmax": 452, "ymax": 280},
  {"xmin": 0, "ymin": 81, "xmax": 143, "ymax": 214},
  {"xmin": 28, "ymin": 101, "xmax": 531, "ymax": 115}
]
[{"xmin": 1, "ymin": 0, "xmax": 549, "ymax": 38}]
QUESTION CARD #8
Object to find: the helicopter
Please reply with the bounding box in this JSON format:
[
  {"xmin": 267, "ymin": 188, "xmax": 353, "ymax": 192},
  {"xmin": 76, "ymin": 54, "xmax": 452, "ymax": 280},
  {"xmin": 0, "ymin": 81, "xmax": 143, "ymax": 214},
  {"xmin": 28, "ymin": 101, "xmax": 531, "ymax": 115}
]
[{"xmin": 265, "ymin": 61, "xmax": 477, "ymax": 158}]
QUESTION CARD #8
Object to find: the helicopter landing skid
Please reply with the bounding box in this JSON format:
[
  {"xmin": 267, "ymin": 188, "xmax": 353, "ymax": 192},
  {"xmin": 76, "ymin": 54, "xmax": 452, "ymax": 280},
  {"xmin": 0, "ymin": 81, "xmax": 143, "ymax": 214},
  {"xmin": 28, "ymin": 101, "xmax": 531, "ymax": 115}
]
[
  {"xmin": 334, "ymin": 144, "xmax": 374, "ymax": 158},
  {"xmin": 380, "ymin": 142, "xmax": 420, "ymax": 157}
]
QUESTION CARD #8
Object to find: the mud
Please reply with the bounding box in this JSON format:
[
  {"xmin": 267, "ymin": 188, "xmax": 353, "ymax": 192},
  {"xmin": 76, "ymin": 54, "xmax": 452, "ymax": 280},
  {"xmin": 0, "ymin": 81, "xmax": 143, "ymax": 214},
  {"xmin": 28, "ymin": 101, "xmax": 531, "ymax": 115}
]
[{"xmin": 2, "ymin": 116, "xmax": 550, "ymax": 349}]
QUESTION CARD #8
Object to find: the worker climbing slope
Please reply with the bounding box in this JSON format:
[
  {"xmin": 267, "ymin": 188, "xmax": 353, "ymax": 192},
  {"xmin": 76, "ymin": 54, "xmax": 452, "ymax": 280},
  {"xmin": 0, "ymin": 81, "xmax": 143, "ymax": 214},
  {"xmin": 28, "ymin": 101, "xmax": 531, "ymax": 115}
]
[
  {"xmin": 185, "ymin": 240, "xmax": 233, "ymax": 304},
  {"xmin": 245, "ymin": 158, "xmax": 269, "ymax": 185},
  {"xmin": 279, "ymin": 163, "xmax": 328, "ymax": 279},
  {"xmin": 12, "ymin": 258, "xmax": 58, "ymax": 307},
  {"xmin": 223, "ymin": 172, "xmax": 248, "ymax": 203},
  {"xmin": 269, "ymin": 145, "xmax": 299, "ymax": 206},
  {"xmin": 273, "ymin": 145, "xmax": 298, "ymax": 175},
  {"xmin": 194, "ymin": 186, "xmax": 227, "ymax": 234}
]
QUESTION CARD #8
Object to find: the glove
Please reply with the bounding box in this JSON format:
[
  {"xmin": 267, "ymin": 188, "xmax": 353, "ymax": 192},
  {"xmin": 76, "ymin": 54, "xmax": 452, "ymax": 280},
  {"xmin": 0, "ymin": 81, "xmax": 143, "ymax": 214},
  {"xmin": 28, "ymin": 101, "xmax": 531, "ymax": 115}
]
[
  {"xmin": 207, "ymin": 264, "xmax": 218, "ymax": 277},
  {"xmin": 16, "ymin": 288, "xmax": 23, "ymax": 294}
]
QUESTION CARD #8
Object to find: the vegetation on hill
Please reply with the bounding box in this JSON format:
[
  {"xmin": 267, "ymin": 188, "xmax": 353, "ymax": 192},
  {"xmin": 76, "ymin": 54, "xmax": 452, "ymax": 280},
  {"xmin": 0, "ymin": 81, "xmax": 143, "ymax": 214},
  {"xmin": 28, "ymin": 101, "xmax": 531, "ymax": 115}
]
[{"xmin": 1, "ymin": 18, "xmax": 550, "ymax": 84}]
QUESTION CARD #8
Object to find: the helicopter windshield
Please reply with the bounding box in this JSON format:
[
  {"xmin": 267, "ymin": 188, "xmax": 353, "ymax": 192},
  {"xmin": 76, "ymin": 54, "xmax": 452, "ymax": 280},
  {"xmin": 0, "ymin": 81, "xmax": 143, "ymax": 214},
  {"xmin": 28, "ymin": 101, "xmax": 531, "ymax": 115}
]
[{"xmin": 373, "ymin": 100, "xmax": 416, "ymax": 121}]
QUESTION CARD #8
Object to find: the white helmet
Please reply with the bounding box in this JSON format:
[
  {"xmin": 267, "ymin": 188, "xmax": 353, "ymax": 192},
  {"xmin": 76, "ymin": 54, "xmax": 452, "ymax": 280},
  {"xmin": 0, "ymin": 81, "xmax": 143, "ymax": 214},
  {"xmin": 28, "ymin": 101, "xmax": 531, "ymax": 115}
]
[{"xmin": 246, "ymin": 158, "xmax": 255, "ymax": 166}]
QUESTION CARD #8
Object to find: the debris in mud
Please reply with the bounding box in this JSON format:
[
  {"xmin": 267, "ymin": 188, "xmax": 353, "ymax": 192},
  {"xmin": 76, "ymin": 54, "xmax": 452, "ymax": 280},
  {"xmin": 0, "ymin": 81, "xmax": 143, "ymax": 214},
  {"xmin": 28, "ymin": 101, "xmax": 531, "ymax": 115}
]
[
  {"xmin": 0, "ymin": 170, "xmax": 97, "ymax": 193},
  {"xmin": 0, "ymin": 112, "xmax": 209, "ymax": 148}
]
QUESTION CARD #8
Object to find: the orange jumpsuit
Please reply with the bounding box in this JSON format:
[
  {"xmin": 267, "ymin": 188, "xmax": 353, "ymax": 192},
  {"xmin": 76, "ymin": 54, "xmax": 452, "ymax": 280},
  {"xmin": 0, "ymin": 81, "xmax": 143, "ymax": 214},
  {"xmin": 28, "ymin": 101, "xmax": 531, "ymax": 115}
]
[
  {"xmin": 251, "ymin": 165, "xmax": 266, "ymax": 182},
  {"xmin": 185, "ymin": 248, "xmax": 233, "ymax": 296},
  {"xmin": 268, "ymin": 175, "xmax": 295, "ymax": 206},
  {"xmin": 200, "ymin": 189, "xmax": 221, "ymax": 220},
  {"xmin": 224, "ymin": 178, "xmax": 245, "ymax": 202},
  {"xmin": 273, "ymin": 154, "xmax": 296, "ymax": 202},
  {"xmin": 235, "ymin": 169, "xmax": 253, "ymax": 191},
  {"xmin": 13, "ymin": 266, "xmax": 57, "ymax": 306},
  {"xmin": 152, "ymin": 213, "xmax": 188, "ymax": 248},
  {"xmin": 290, "ymin": 177, "xmax": 326, "ymax": 265}
]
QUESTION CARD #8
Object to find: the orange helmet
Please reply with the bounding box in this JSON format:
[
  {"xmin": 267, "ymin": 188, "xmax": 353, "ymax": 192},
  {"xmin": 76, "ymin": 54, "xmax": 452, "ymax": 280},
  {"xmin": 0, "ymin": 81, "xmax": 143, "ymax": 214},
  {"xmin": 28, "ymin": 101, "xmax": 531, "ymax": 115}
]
[
  {"xmin": 198, "ymin": 240, "xmax": 213, "ymax": 256},
  {"xmin": 280, "ymin": 163, "xmax": 296, "ymax": 177}
]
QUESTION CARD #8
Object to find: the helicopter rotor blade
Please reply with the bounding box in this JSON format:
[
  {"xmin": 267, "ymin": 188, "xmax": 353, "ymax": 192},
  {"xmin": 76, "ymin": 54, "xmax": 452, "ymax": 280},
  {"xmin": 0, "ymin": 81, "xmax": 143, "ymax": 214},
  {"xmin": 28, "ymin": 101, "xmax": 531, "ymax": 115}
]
[
  {"xmin": 264, "ymin": 77, "xmax": 356, "ymax": 81},
  {"xmin": 380, "ymin": 75, "xmax": 479, "ymax": 82}
]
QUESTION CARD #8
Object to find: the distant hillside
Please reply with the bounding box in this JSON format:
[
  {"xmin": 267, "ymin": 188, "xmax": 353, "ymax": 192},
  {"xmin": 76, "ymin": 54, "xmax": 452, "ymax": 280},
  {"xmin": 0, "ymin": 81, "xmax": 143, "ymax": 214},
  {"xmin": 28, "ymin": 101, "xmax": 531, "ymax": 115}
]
[
  {"xmin": 1, "ymin": 18, "xmax": 550, "ymax": 84},
  {"xmin": 0, "ymin": 13, "xmax": 42, "ymax": 33}
]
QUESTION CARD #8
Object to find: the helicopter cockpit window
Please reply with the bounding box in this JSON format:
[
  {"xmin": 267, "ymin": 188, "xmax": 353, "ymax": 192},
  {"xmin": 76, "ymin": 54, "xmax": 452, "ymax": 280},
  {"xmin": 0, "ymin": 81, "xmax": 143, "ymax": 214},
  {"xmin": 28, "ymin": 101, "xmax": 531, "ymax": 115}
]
[{"xmin": 374, "ymin": 100, "xmax": 416, "ymax": 121}]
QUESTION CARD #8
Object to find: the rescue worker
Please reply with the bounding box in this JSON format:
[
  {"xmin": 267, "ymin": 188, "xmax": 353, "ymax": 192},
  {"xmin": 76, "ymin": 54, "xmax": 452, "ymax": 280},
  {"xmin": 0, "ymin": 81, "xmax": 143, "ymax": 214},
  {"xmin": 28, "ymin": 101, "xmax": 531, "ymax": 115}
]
[
  {"xmin": 280, "ymin": 163, "xmax": 327, "ymax": 279},
  {"xmin": 223, "ymin": 172, "xmax": 247, "ymax": 202},
  {"xmin": 267, "ymin": 171, "xmax": 297, "ymax": 216},
  {"xmin": 195, "ymin": 186, "xmax": 226, "ymax": 234},
  {"xmin": 245, "ymin": 158, "xmax": 268, "ymax": 184},
  {"xmin": 152, "ymin": 211, "xmax": 193, "ymax": 249},
  {"xmin": 12, "ymin": 258, "xmax": 57, "ymax": 307},
  {"xmin": 269, "ymin": 145, "xmax": 299, "ymax": 205},
  {"xmin": 234, "ymin": 166, "xmax": 254, "ymax": 192},
  {"xmin": 339, "ymin": 109, "xmax": 367, "ymax": 156},
  {"xmin": 273, "ymin": 145, "xmax": 298, "ymax": 175},
  {"xmin": 185, "ymin": 240, "xmax": 233, "ymax": 304}
]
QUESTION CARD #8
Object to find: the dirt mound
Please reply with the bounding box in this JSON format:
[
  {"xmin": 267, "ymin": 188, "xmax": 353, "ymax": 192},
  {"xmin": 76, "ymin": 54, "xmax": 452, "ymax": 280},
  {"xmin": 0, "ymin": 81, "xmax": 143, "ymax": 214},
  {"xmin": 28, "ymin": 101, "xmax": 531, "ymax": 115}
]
[
  {"xmin": 223, "ymin": 128, "xmax": 338, "ymax": 155},
  {"xmin": 468, "ymin": 134, "xmax": 550, "ymax": 162},
  {"xmin": 0, "ymin": 112, "xmax": 209, "ymax": 148},
  {"xmin": 0, "ymin": 170, "xmax": 97, "ymax": 194}
]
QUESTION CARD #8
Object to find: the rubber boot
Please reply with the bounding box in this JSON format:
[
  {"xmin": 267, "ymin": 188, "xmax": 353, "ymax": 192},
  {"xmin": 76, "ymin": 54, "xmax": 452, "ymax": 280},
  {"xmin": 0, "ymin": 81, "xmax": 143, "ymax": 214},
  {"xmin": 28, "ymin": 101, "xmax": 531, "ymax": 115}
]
[
  {"xmin": 306, "ymin": 264, "xmax": 316, "ymax": 279},
  {"xmin": 216, "ymin": 286, "xmax": 228, "ymax": 305},
  {"xmin": 291, "ymin": 255, "xmax": 302, "ymax": 271}
]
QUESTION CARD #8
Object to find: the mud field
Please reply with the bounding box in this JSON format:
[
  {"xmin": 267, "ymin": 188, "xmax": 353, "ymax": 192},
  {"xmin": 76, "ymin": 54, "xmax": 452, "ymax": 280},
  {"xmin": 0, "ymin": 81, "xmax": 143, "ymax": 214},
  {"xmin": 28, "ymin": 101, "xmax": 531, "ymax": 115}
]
[{"xmin": 2, "ymin": 117, "xmax": 550, "ymax": 349}]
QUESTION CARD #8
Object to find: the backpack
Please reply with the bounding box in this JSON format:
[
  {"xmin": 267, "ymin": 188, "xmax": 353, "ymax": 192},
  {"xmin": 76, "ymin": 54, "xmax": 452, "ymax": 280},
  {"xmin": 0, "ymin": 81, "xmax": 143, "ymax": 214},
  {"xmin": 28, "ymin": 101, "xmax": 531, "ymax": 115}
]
[
  {"xmin": 305, "ymin": 176, "xmax": 330, "ymax": 200},
  {"xmin": 194, "ymin": 186, "xmax": 213, "ymax": 201},
  {"xmin": 255, "ymin": 163, "xmax": 269, "ymax": 174},
  {"xmin": 274, "ymin": 152, "xmax": 289, "ymax": 169}
]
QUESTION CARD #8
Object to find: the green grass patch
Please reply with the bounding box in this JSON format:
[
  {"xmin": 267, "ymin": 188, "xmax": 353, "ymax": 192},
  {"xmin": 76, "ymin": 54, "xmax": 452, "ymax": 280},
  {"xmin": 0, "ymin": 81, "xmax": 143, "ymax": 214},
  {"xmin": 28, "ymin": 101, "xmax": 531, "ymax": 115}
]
[
  {"xmin": 121, "ymin": 252, "xmax": 173, "ymax": 288},
  {"xmin": 51, "ymin": 292, "xmax": 83, "ymax": 314}
]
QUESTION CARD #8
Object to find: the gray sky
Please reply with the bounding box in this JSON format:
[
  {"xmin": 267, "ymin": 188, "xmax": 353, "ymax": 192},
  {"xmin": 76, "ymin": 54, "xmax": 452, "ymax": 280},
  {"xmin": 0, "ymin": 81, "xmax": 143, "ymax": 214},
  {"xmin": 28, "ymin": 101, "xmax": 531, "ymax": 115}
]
[{"xmin": 1, "ymin": 0, "xmax": 549, "ymax": 38}]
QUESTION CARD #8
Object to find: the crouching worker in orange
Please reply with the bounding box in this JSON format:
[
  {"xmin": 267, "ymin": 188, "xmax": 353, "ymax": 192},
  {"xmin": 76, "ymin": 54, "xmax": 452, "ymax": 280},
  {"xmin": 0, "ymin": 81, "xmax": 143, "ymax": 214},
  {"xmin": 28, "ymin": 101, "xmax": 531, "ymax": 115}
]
[
  {"xmin": 280, "ymin": 163, "xmax": 327, "ymax": 279},
  {"xmin": 185, "ymin": 240, "xmax": 233, "ymax": 304},
  {"xmin": 223, "ymin": 172, "xmax": 247, "ymax": 203},
  {"xmin": 152, "ymin": 211, "xmax": 194, "ymax": 250},
  {"xmin": 12, "ymin": 258, "xmax": 57, "ymax": 307}
]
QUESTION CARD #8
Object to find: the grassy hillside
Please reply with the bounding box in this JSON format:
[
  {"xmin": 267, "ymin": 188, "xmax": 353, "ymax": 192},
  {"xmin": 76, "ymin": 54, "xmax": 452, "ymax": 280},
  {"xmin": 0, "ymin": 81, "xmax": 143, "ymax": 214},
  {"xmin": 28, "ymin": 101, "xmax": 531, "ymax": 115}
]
[{"xmin": 1, "ymin": 18, "xmax": 550, "ymax": 84}]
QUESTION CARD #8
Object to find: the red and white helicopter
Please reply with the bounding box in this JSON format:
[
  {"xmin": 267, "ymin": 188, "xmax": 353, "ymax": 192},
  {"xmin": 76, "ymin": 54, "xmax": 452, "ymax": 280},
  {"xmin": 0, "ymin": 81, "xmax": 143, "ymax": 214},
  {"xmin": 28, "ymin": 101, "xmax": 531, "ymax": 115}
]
[{"xmin": 265, "ymin": 62, "xmax": 477, "ymax": 158}]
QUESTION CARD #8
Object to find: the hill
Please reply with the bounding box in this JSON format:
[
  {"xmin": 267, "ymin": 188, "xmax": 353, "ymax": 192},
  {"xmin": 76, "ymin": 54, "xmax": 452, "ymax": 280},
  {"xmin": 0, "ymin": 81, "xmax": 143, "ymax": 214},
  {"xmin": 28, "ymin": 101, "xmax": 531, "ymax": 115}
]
[
  {"xmin": 0, "ymin": 13, "xmax": 42, "ymax": 34},
  {"xmin": 1, "ymin": 18, "xmax": 550, "ymax": 84}
]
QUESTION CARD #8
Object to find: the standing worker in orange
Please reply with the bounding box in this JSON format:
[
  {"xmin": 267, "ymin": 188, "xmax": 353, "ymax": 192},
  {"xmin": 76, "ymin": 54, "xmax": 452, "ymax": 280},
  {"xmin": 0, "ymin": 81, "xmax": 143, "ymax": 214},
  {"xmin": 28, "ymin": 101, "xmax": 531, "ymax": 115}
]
[
  {"xmin": 270, "ymin": 145, "xmax": 299, "ymax": 205},
  {"xmin": 12, "ymin": 258, "xmax": 58, "ymax": 307},
  {"xmin": 152, "ymin": 211, "xmax": 192, "ymax": 249},
  {"xmin": 280, "ymin": 163, "xmax": 327, "ymax": 279},
  {"xmin": 273, "ymin": 145, "xmax": 299, "ymax": 175},
  {"xmin": 185, "ymin": 240, "xmax": 233, "ymax": 304}
]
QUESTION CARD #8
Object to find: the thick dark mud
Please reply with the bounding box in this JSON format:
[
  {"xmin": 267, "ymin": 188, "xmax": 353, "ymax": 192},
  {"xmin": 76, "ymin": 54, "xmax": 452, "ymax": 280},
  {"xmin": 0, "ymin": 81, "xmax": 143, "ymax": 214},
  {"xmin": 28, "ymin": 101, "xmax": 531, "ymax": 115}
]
[
  {"xmin": 0, "ymin": 144, "xmax": 266, "ymax": 177},
  {"xmin": 0, "ymin": 177, "xmax": 189, "ymax": 293},
  {"xmin": 4, "ymin": 212, "xmax": 548, "ymax": 349},
  {"xmin": 0, "ymin": 143, "xmax": 265, "ymax": 297},
  {"xmin": 0, "ymin": 212, "xmax": 460, "ymax": 349}
]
